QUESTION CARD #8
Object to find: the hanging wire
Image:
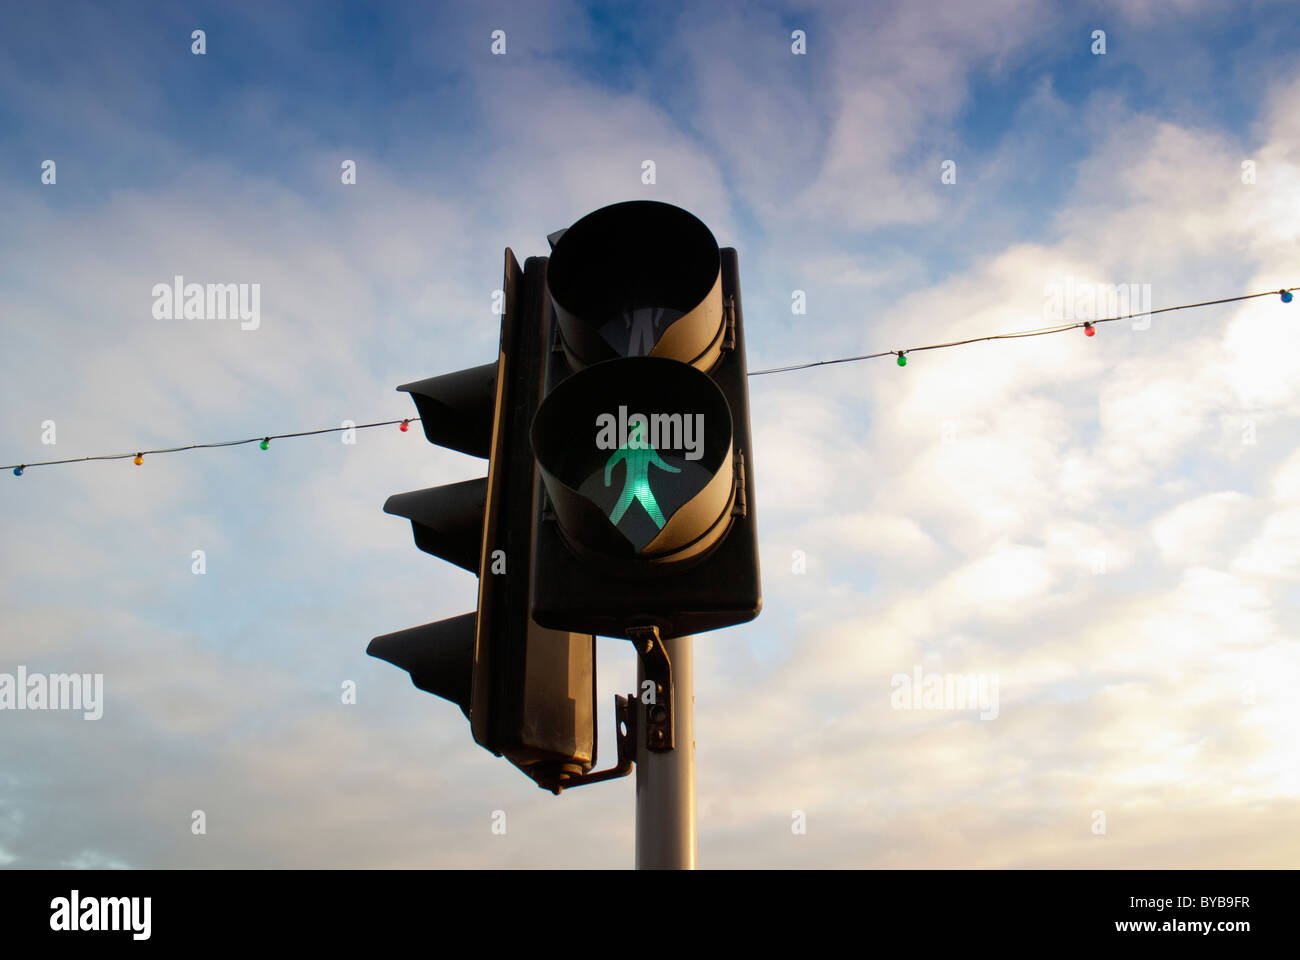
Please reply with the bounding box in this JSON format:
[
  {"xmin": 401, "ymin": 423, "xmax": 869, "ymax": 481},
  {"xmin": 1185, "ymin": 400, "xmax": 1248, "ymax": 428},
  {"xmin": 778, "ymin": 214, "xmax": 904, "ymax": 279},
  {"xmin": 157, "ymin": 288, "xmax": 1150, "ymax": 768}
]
[
  {"xmin": 5, "ymin": 419, "xmax": 419, "ymax": 473},
  {"xmin": 748, "ymin": 285, "xmax": 1297, "ymax": 376},
  {"xmin": 4, "ymin": 285, "xmax": 1295, "ymax": 474}
]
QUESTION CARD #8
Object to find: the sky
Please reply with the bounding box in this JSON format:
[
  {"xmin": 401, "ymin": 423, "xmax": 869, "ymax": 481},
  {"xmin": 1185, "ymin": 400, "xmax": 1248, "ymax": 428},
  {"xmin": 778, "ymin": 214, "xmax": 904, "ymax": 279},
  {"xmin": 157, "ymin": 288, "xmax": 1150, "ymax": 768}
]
[{"xmin": 1, "ymin": 0, "xmax": 1299, "ymax": 869}]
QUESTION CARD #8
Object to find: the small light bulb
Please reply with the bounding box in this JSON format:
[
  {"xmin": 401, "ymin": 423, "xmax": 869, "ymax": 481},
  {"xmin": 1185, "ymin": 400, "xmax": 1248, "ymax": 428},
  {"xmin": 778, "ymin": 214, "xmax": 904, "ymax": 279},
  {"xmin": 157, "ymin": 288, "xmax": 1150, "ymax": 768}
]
[
  {"xmin": 1084, "ymin": 322, "xmax": 1096, "ymax": 337},
  {"xmin": 13, "ymin": 466, "xmax": 23, "ymax": 477},
  {"xmin": 896, "ymin": 352, "xmax": 907, "ymax": 367},
  {"xmin": 1283, "ymin": 290, "xmax": 1294, "ymax": 304},
  {"xmin": 260, "ymin": 438, "xmax": 270, "ymax": 451},
  {"xmin": 133, "ymin": 454, "xmax": 143, "ymax": 466},
  {"xmin": 399, "ymin": 420, "xmax": 410, "ymax": 432}
]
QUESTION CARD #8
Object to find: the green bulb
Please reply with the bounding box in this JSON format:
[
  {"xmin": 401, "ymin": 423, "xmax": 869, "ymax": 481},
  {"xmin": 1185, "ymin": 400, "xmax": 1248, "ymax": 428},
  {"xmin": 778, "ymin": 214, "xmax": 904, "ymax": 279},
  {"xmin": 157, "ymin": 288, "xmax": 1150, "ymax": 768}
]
[
  {"xmin": 604, "ymin": 422, "xmax": 680, "ymax": 530},
  {"xmin": 897, "ymin": 353, "xmax": 907, "ymax": 367},
  {"xmin": 260, "ymin": 439, "xmax": 269, "ymax": 450}
]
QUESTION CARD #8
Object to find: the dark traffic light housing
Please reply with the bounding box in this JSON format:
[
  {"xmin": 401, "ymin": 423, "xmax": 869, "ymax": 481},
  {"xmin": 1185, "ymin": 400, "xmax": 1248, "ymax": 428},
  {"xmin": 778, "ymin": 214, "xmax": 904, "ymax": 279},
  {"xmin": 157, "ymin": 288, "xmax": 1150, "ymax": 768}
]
[
  {"xmin": 370, "ymin": 202, "xmax": 761, "ymax": 793},
  {"xmin": 369, "ymin": 250, "xmax": 597, "ymax": 791},
  {"xmin": 530, "ymin": 201, "xmax": 761, "ymax": 640}
]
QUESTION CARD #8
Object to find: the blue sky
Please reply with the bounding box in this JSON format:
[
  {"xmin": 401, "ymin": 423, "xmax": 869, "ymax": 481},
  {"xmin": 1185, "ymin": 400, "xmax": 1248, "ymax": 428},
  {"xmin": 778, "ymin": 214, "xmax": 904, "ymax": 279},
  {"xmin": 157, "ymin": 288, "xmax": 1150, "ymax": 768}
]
[{"xmin": 2, "ymin": 0, "xmax": 1300, "ymax": 868}]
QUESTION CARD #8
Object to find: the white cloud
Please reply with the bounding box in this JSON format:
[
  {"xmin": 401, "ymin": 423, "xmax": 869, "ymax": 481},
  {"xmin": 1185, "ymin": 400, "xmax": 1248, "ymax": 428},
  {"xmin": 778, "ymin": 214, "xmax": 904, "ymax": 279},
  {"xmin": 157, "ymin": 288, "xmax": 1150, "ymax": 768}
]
[{"xmin": 1151, "ymin": 491, "xmax": 1256, "ymax": 566}]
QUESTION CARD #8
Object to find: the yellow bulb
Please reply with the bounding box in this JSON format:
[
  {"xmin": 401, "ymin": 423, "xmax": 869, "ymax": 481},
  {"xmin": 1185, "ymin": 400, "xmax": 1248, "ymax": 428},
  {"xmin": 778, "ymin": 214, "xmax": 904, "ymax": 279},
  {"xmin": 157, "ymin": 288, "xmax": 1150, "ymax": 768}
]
[{"xmin": 133, "ymin": 455, "xmax": 143, "ymax": 466}]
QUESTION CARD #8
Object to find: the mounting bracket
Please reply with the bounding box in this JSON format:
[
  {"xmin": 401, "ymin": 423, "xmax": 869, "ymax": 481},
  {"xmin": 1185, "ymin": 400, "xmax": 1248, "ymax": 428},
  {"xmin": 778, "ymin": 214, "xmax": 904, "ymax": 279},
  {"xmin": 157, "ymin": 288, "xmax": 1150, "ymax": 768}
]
[
  {"xmin": 543, "ymin": 694, "xmax": 635, "ymax": 794},
  {"xmin": 627, "ymin": 624, "xmax": 674, "ymax": 753}
]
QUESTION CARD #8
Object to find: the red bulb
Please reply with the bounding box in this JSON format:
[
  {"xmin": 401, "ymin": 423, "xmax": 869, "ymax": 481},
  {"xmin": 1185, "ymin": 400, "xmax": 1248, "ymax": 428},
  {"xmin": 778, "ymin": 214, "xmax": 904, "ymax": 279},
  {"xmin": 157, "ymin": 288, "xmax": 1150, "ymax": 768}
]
[
  {"xmin": 399, "ymin": 420, "xmax": 410, "ymax": 432},
  {"xmin": 1084, "ymin": 324, "xmax": 1095, "ymax": 337}
]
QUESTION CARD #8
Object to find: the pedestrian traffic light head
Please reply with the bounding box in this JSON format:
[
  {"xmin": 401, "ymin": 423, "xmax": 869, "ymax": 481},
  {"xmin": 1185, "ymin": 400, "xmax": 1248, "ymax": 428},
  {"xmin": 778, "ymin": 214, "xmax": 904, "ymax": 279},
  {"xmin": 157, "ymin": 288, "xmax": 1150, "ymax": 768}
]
[{"xmin": 530, "ymin": 201, "xmax": 761, "ymax": 639}]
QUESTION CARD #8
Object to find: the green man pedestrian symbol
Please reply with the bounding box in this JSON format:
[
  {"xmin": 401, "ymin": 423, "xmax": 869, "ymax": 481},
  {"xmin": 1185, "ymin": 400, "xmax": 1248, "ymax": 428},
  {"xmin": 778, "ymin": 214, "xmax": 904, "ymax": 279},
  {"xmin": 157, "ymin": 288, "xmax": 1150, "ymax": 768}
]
[{"xmin": 604, "ymin": 421, "xmax": 681, "ymax": 529}]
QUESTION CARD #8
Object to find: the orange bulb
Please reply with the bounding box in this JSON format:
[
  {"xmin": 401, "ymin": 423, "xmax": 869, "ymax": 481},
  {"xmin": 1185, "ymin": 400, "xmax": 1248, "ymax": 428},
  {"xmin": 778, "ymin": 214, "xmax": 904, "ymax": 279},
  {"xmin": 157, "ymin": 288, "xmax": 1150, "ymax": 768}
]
[{"xmin": 133, "ymin": 454, "xmax": 143, "ymax": 466}]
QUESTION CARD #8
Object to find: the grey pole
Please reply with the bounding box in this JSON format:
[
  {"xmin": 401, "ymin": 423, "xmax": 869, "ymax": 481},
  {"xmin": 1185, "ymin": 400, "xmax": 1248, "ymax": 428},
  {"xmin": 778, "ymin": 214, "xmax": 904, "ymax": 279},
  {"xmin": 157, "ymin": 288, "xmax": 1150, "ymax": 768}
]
[{"xmin": 635, "ymin": 634, "xmax": 696, "ymax": 869}]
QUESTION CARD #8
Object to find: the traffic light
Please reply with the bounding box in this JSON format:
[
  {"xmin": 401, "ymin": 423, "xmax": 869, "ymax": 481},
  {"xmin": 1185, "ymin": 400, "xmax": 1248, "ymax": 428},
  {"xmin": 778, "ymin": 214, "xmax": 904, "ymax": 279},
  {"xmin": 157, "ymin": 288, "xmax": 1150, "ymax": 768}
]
[
  {"xmin": 530, "ymin": 201, "xmax": 761, "ymax": 641},
  {"xmin": 370, "ymin": 203, "xmax": 760, "ymax": 794},
  {"xmin": 369, "ymin": 249, "xmax": 597, "ymax": 791}
]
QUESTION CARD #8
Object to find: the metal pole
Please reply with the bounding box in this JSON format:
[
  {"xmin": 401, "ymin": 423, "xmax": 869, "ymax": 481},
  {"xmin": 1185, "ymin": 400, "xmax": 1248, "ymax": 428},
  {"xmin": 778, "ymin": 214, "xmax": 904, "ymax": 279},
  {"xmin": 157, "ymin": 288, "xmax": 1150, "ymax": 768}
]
[{"xmin": 635, "ymin": 633, "xmax": 696, "ymax": 869}]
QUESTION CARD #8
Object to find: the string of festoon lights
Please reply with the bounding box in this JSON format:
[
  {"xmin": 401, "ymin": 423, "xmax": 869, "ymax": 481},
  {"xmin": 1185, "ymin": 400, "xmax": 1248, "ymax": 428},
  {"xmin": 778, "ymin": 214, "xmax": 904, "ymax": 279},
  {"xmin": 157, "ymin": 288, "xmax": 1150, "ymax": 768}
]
[{"xmin": 5, "ymin": 286, "xmax": 1295, "ymax": 476}]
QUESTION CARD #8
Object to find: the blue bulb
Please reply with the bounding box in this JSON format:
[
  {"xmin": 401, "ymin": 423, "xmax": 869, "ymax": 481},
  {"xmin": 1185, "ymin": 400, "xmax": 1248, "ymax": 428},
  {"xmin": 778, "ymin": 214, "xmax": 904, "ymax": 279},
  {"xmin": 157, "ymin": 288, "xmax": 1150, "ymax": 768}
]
[
  {"xmin": 13, "ymin": 467, "xmax": 23, "ymax": 476},
  {"xmin": 1283, "ymin": 291, "xmax": 1294, "ymax": 303}
]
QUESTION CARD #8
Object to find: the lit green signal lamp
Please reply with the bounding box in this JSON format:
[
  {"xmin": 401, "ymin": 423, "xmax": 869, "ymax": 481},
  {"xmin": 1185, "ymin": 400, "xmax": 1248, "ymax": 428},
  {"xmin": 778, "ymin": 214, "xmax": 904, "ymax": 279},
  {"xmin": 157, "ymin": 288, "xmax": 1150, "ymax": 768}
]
[
  {"xmin": 605, "ymin": 421, "xmax": 680, "ymax": 530},
  {"xmin": 532, "ymin": 356, "xmax": 734, "ymax": 561}
]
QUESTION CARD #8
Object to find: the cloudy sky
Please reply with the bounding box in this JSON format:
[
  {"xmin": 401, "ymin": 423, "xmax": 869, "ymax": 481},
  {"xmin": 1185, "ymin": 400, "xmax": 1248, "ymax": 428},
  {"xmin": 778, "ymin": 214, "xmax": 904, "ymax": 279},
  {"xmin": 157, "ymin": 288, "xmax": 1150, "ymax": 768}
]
[{"xmin": 2, "ymin": 0, "xmax": 1298, "ymax": 868}]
